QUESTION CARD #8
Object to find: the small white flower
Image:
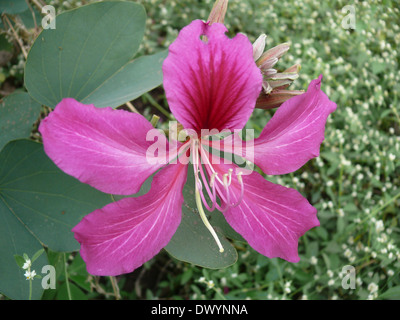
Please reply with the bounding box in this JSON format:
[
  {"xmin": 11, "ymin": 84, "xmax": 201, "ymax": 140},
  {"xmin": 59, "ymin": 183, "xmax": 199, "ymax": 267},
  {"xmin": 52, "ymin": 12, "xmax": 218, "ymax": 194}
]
[
  {"xmin": 22, "ymin": 259, "xmax": 31, "ymax": 270},
  {"xmin": 220, "ymin": 277, "xmax": 227, "ymax": 286},
  {"xmin": 344, "ymin": 248, "xmax": 352, "ymax": 258},
  {"xmin": 375, "ymin": 220, "xmax": 385, "ymax": 233},
  {"xmin": 310, "ymin": 256, "xmax": 318, "ymax": 265},
  {"xmin": 368, "ymin": 282, "xmax": 379, "ymax": 293},
  {"xmin": 24, "ymin": 270, "xmax": 36, "ymax": 280}
]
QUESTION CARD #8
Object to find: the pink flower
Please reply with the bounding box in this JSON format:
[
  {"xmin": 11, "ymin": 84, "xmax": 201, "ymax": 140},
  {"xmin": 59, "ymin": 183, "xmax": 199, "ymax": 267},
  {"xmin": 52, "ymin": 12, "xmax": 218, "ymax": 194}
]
[{"xmin": 39, "ymin": 20, "xmax": 336, "ymax": 276}]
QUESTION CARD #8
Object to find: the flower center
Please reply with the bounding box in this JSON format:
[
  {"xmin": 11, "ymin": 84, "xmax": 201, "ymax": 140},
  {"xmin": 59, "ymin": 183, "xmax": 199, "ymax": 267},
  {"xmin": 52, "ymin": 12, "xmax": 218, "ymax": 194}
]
[{"xmin": 190, "ymin": 138, "xmax": 245, "ymax": 253}]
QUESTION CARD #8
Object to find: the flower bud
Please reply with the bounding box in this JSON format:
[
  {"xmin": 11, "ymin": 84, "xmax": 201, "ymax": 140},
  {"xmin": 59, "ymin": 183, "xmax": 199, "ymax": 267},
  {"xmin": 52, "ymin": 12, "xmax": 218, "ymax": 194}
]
[
  {"xmin": 256, "ymin": 90, "xmax": 304, "ymax": 109},
  {"xmin": 252, "ymin": 36, "xmax": 301, "ymax": 108},
  {"xmin": 207, "ymin": 0, "xmax": 228, "ymax": 25}
]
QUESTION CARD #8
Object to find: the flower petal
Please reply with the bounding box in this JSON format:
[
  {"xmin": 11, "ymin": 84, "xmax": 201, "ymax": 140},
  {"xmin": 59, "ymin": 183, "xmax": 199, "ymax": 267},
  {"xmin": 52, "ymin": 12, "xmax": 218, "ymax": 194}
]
[
  {"xmin": 72, "ymin": 163, "xmax": 187, "ymax": 276},
  {"xmin": 39, "ymin": 98, "xmax": 169, "ymax": 195},
  {"xmin": 253, "ymin": 75, "xmax": 337, "ymax": 174},
  {"xmin": 163, "ymin": 20, "xmax": 262, "ymax": 133},
  {"xmin": 212, "ymin": 162, "xmax": 318, "ymax": 262},
  {"xmin": 207, "ymin": 76, "xmax": 336, "ymax": 175}
]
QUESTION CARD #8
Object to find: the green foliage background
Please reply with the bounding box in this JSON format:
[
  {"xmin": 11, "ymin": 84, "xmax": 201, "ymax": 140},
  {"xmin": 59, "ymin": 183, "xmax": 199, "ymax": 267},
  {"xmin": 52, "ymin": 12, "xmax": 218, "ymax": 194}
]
[{"xmin": 0, "ymin": 0, "xmax": 399, "ymax": 300}]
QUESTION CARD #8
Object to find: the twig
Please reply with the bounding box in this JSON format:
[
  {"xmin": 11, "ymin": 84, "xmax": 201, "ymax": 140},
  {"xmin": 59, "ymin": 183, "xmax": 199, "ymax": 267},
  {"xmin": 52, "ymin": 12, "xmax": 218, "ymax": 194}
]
[
  {"xmin": 143, "ymin": 92, "xmax": 172, "ymax": 120},
  {"xmin": 63, "ymin": 253, "xmax": 72, "ymax": 300},
  {"xmin": 30, "ymin": 0, "xmax": 44, "ymax": 11},
  {"xmin": 134, "ymin": 267, "xmax": 147, "ymax": 298},
  {"xmin": 25, "ymin": 0, "xmax": 38, "ymax": 31},
  {"xmin": 109, "ymin": 276, "xmax": 121, "ymax": 300},
  {"xmin": 126, "ymin": 101, "xmax": 139, "ymax": 113},
  {"xmin": 2, "ymin": 14, "xmax": 28, "ymax": 60}
]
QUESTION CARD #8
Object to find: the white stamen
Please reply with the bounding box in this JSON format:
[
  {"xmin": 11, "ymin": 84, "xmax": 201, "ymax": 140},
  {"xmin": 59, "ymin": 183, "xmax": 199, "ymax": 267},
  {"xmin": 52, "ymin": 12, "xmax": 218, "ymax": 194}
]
[{"xmin": 195, "ymin": 187, "xmax": 224, "ymax": 253}]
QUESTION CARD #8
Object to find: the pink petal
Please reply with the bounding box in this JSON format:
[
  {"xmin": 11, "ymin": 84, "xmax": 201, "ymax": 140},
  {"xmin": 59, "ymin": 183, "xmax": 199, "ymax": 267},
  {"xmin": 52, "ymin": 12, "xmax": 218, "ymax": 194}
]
[
  {"xmin": 163, "ymin": 20, "xmax": 262, "ymax": 133},
  {"xmin": 202, "ymin": 76, "xmax": 336, "ymax": 175},
  {"xmin": 72, "ymin": 163, "xmax": 187, "ymax": 276},
  {"xmin": 39, "ymin": 98, "xmax": 169, "ymax": 195},
  {"xmin": 253, "ymin": 75, "xmax": 337, "ymax": 174},
  {"xmin": 212, "ymin": 161, "xmax": 319, "ymax": 262}
]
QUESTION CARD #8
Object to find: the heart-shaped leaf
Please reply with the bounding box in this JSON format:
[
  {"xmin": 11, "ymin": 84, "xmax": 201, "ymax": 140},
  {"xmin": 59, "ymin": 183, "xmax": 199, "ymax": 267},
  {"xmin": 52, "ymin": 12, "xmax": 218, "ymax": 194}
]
[
  {"xmin": 0, "ymin": 139, "xmax": 112, "ymax": 252},
  {"xmin": 24, "ymin": 1, "xmax": 164, "ymax": 109},
  {"xmin": 0, "ymin": 92, "xmax": 41, "ymax": 150}
]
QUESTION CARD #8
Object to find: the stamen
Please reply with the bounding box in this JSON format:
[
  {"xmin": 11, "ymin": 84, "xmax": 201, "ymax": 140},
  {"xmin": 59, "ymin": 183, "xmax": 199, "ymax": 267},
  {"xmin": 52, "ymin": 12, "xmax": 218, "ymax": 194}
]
[
  {"xmin": 221, "ymin": 174, "xmax": 231, "ymax": 213},
  {"xmin": 198, "ymin": 161, "xmax": 217, "ymax": 211},
  {"xmin": 227, "ymin": 168, "xmax": 233, "ymax": 186},
  {"xmin": 230, "ymin": 172, "xmax": 245, "ymax": 208},
  {"xmin": 195, "ymin": 187, "xmax": 225, "ymax": 253},
  {"xmin": 210, "ymin": 172, "xmax": 217, "ymax": 187}
]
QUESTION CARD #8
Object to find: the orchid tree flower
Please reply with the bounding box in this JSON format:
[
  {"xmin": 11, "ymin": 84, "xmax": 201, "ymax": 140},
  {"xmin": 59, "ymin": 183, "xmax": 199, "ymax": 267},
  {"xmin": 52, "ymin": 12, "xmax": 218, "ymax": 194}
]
[{"xmin": 39, "ymin": 20, "xmax": 336, "ymax": 276}]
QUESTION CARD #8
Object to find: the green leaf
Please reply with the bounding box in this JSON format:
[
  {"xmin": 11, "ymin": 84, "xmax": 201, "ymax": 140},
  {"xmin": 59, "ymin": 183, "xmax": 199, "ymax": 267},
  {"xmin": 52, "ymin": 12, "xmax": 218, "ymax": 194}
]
[
  {"xmin": 164, "ymin": 167, "xmax": 238, "ymax": 269},
  {"xmin": 0, "ymin": 215, "xmax": 48, "ymax": 300},
  {"xmin": 56, "ymin": 282, "xmax": 88, "ymax": 300},
  {"xmin": 31, "ymin": 248, "xmax": 45, "ymax": 263},
  {"xmin": 0, "ymin": 0, "xmax": 28, "ymax": 14},
  {"xmin": 25, "ymin": 1, "xmax": 164, "ymax": 109},
  {"xmin": 18, "ymin": 7, "xmax": 42, "ymax": 29},
  {"xmin": 0, "ymin": 139, "xmax": 112, "ymax": 253},
  {"xmin": 0, "ymin": 92, "xmax": 41, "ymax": 150},
  {"xmin": 379, "ymin": 286, "xmax": 400, "ymax": 300},
  {"xmin": 0, "ymin": 140, "xmax": 113, "ymax": 299},
  {"xmin": 80, "ymin": 50, "xmax": 167, "ymax": 108},
  {"xmin": 14, "ymin": 255, "xmax": 25, "ymax": 269}
]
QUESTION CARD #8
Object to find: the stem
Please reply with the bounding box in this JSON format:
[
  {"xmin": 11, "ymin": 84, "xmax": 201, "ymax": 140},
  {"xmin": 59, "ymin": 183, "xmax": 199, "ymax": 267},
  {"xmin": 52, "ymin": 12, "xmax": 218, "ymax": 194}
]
[
  {"xmin": 109, "ymin": 276, "xmax": 121, "ymax": 300},
  {"xmin": 212, "ymin": 287, "xmax": 227, "ymax": 300},
  {"xmin": 126, "ymin": 101, "xmax": 139, "ymax": 113},
  {"xmin": 2, "ymin": 14, "xmax": 28, "ymax": 59},
  {"xmin": 143, "ymin": 92, "xmax": 172, "ymax": 120},
  {"xmin": 64, "ymin": 253, "xmax": 72, "ymax": 300},
  {"xmin": 28, "ymin": 271, "xmax": 32, "ymax": 300},
  {"xmin": 338, "ymin": 142, "xmax": 344, "ymax": 208},
  {"xmin": 29, "ymin": 0, "xmax": 44, "ymax": 11}
]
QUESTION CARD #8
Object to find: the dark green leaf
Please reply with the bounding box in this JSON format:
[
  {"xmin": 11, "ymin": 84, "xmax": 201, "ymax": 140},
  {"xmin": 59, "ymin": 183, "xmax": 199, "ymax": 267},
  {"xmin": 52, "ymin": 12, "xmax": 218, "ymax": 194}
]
[
  {"xmin": 0, "ymin": 212, "xmax": 47, "ymax": 300},
  {"xmin": 0, "ymin": 92, "xmax": 41, "ymax": 150},
  {"xmin": 25, "ymin": 1, "xmax": 163, "ymax": 109},
  {"xmin": 14, "ymin": 255, "xmax": 25, "ymax": 269},
  {"xmin": 0, "ymin": 139, "xmax": 112, "ymax": 252},
  {"xmin": 0, "ymin": 0, "xmax": 28, "ymax": 14},
  {"xmin": 379, "ymin": 286, "xmax": 400, "ymax": 300},
  {"xmin": 31, "ymin": 248, "xmax": 45, "ymax": 263},
  {"xmin": 56, "ymin": 282, "xmax": 88, "ymax": 300}
]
